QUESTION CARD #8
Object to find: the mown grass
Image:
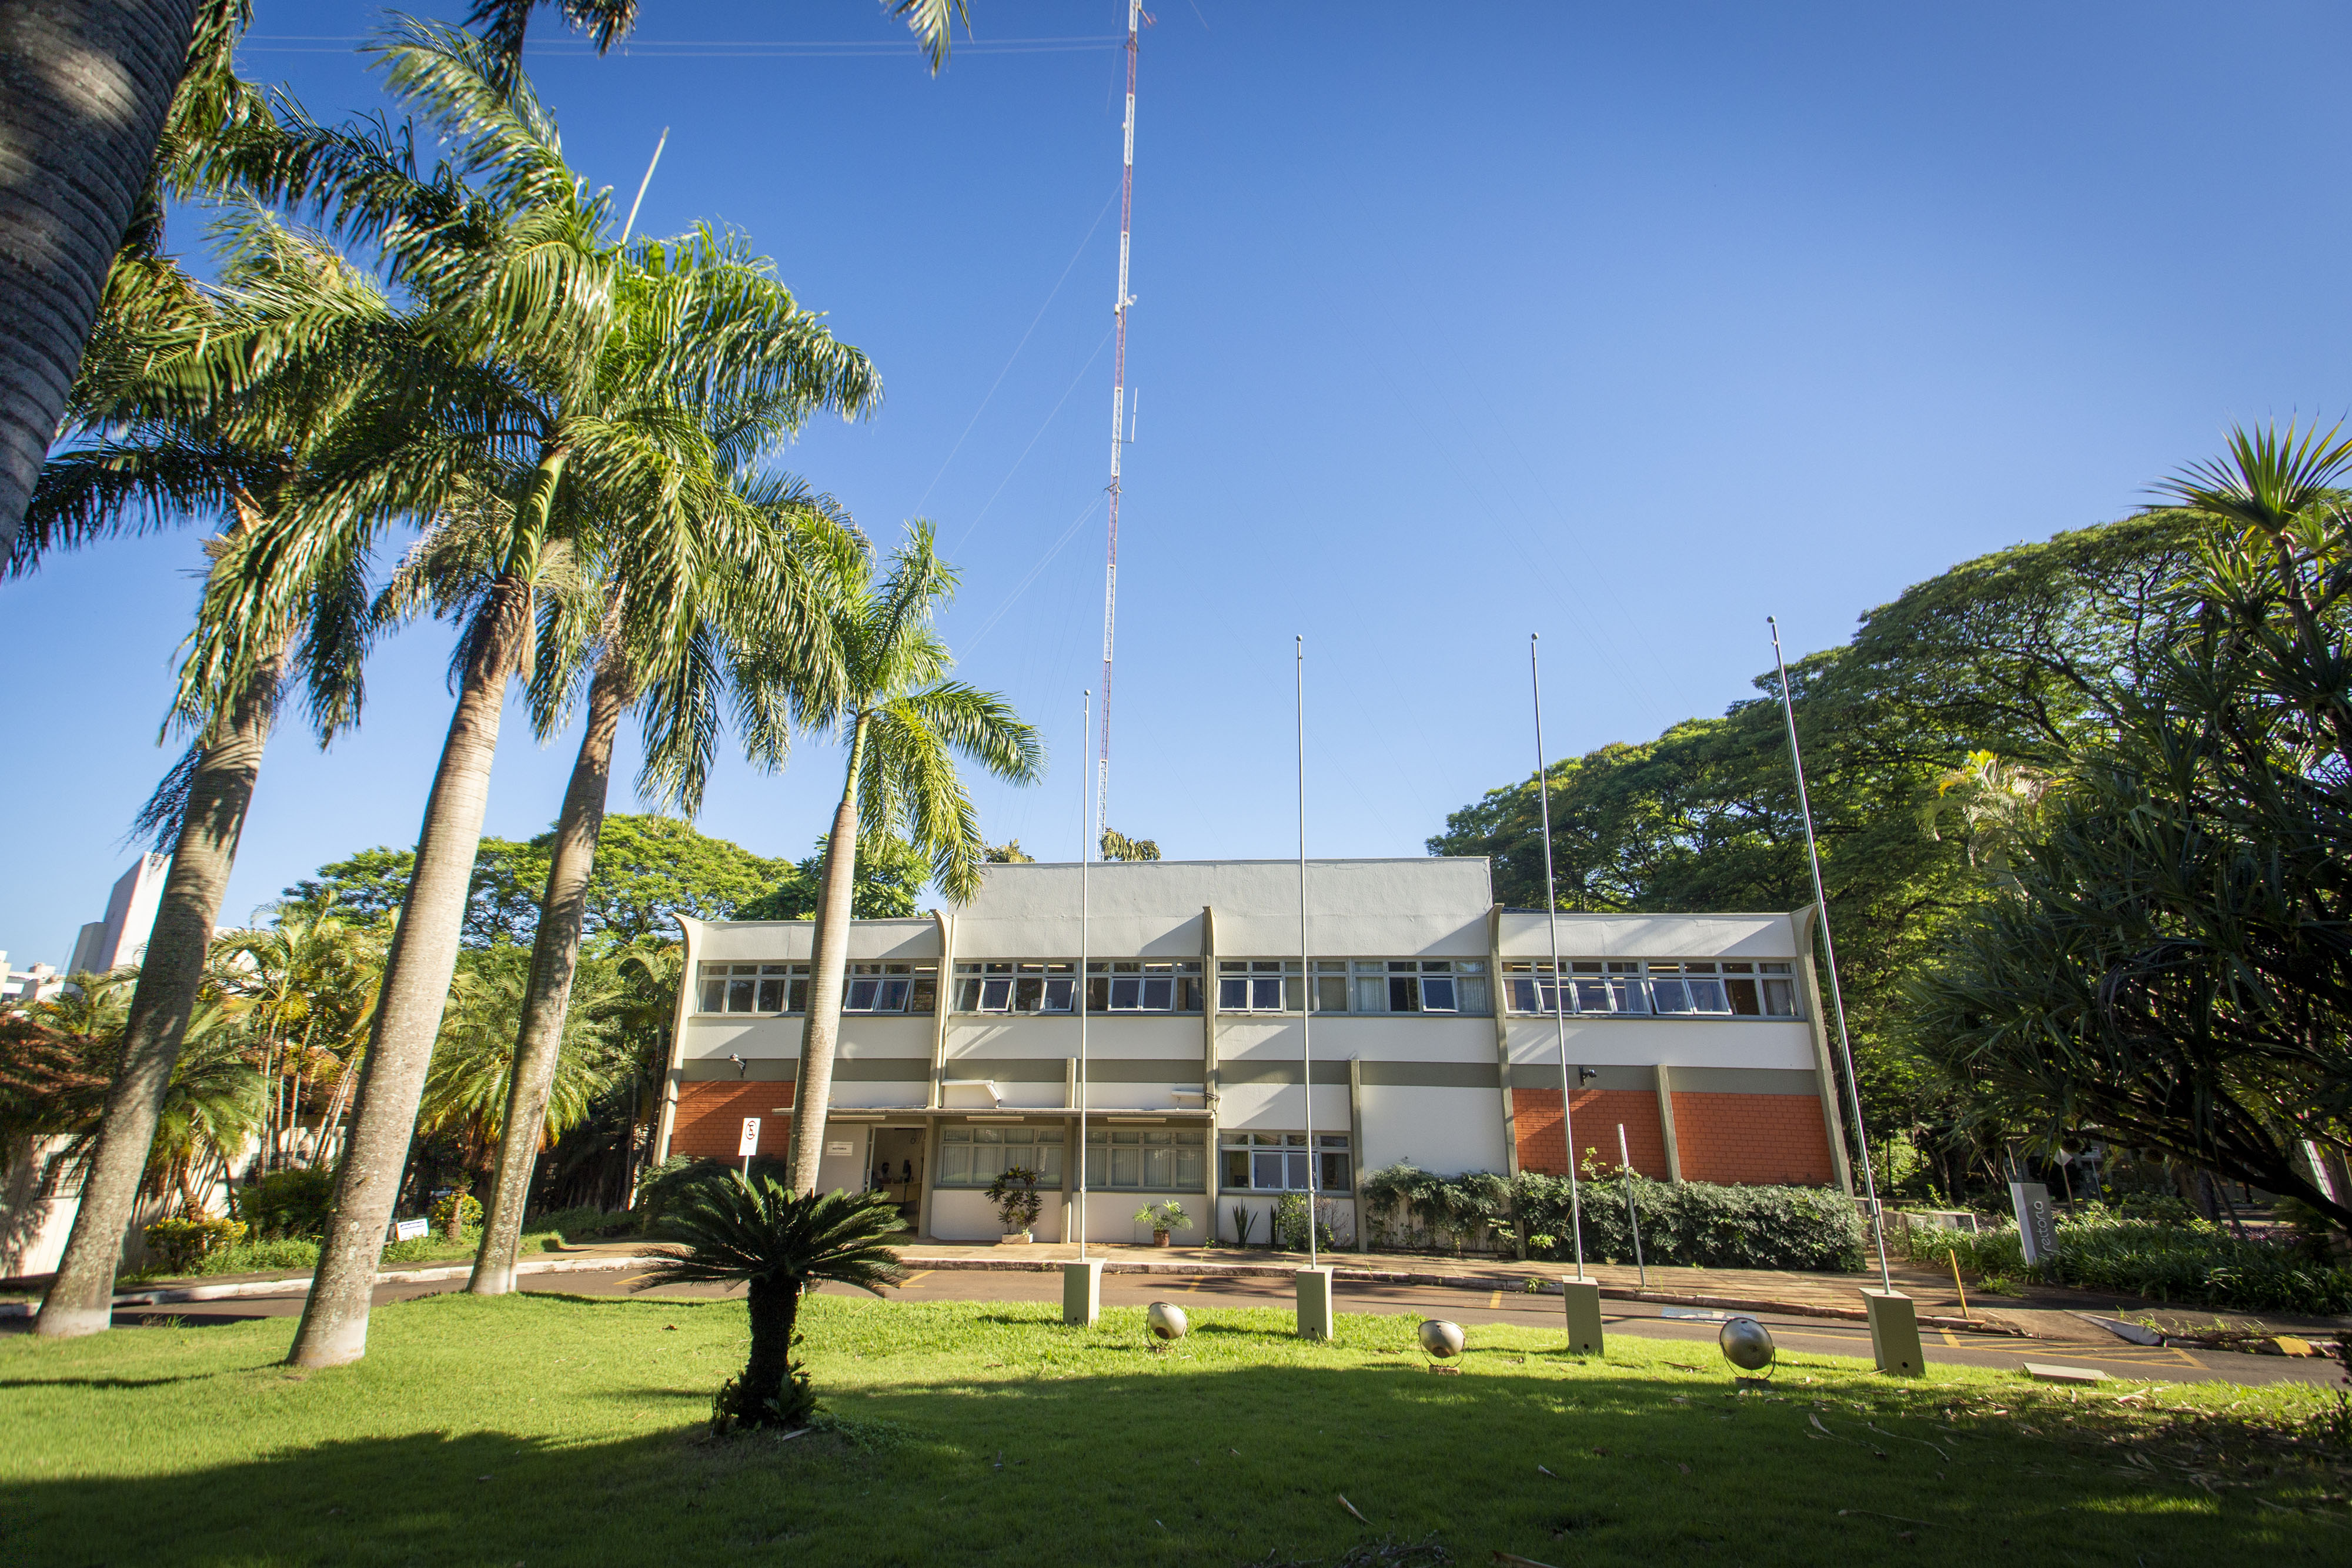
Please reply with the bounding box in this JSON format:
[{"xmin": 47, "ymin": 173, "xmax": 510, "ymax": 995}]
[{"xmin": 1, "ymin": 1291, "xmax": 2346, "ymax": 1566}]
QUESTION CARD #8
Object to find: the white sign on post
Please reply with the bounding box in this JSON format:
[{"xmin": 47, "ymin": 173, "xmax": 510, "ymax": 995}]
[
  {"xmin": 2009, "ymin": 1181, "xmax": 2059, "ymax": 1265},
  {"xmin": 392, "ymin": 1217, "xmax": 429, "ymax": 1242},
  {"xmin": 738, "ymin": 1117, "xmax": 761, "ymax": 1157}
]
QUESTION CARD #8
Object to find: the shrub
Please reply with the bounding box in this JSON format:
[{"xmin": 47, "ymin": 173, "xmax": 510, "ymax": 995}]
[
  {"xmin": 142, "ymin": 1215, "xmax": 247, "ymax": 1275},
  {"xmin": 430, "ymin": 1190, "xmax": 483, "ymax": 1236},
  {"xmin": 636, "ymin": 1155, "xmax": 789, "ymax": 1231},
  {"xmin": 526, "ymin": 1205, "xmax": 633, "ymax": 1242},
  {"xmin": 1362, "ymin": 1162, "xmax": 1866, "ymax": 1272},
  {"xmin": 987, "ymin": 1166, "xmax": 1045, "ymax": 1233},
  {"xmin": 1273, "ymin": 1192, "xmax": 1348, "ymax": 1252},
  {"xmin": 1905, "ymin": 1204, "xmax": 2352, "ymax": 1315},
  {"xmin": 240, "ymin": 1168, "xmax": 337, "ymax": 1239}
]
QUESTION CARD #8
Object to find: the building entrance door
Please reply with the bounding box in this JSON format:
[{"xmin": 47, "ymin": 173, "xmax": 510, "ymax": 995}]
[{"xmin": 870, "ymin": 1125, "xmax": 926, "ymax": 1224}]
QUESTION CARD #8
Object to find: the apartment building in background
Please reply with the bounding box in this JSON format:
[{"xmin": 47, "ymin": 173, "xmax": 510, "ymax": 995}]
[{"xmin": 654, "ymin": 857, "xmax": 1852, "ymax": 1246}]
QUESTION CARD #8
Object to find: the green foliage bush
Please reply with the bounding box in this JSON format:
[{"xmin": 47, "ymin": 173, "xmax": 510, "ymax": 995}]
[
  {"xmin": 1899, "ymin": 1205, "xmax": 2352, "ymax": 1314},
  {"xmin": 430, "ymin": 1191, "xmax": 483, "ymax": 1235},
  {"xmin": 239, "ymin": 1168, "xmax": 337, "ymax": 1239},
  {"xmin": 142, "ymin": 1216, "xmax": 246, "ymax": 1274},
  {"xmin": 526, "ymin": 1204, "xmax": 634, "ymax": 1242},
  {"xmin": 1272, "ymin": 1192, "xmax": 1347, "ymax": 1252},
  {"xmin": 1361, "ymin": 1162, "xmax": 1866, "ymax": 1272},
  {"xmin": 636, "ymin": 1156, "xmax": 787, "ymax": 1231}
]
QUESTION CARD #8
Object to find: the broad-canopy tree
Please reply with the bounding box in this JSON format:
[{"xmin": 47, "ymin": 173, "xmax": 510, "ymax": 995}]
[
  {"xmin": 783, "ymin": 523, "xmax": 1043, "ymax": 1195},
  {"xmin": 1908, "ymin": 425, "xmax": 2352, "ymax": 1231}
]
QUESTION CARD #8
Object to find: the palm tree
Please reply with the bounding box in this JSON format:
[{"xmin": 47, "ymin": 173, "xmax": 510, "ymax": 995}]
[
  {"xmin": 633, "ymin": 1176, "xmax": 905, "ymax": 1430},
  {"xmin": 783, "ymin": 523, "xmax": 1043, "ymax": 1194},
  {"xmin": 279, "ymin": 27, "xmax": 877, "ymax": 1367},
  {"xmin": 0, "ymin": 0, "xmax": 973, "ymax": 564},
  {"xmin": 28, "ymin": 219, "xmax": 429, "ymax": 1340},
  {"xmin": 465, "ymin": 226, "xmax": 871, "ymax": 1296},
  {"xmin": 422, "ymin": 947, "xmax": 623, "ymax": 1190}
]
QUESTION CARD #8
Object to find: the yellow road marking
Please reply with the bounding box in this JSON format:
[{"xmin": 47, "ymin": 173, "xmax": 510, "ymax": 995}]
[
  {"xmin": 900, "ymin": 1270, "xmax": 933, "ymax": 1288},
  {"xmin": 2169, "ymin": 1346, "xmax": 2206, "ymax": 1369},
  {"xmin": 1488, "ymin": 1290, "xmax": 1504, "ymax": 1310},
  {"xmin": 1940, "ymin": 1330, "xmax": 1960, "ymax": 1347}
]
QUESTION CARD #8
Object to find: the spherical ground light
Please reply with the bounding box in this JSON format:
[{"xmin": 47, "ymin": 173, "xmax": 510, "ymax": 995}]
[
  {"xmin": 1418, "ymin": 1318, "xmax": 1466, "ymax": 1360},
  {"xmin": 1147, "ymin": 1301, "xmax": 1189, "ymax": 1342},
  {"xmin": 1719, "ymin": 1315, "xmax": 1776, "ymax": 1375}
]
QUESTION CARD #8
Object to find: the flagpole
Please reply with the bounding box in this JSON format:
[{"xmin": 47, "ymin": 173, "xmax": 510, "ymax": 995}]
[
  {"xmin": 1530, "ymin": 634, "xmax": 1586, "ymax": 1278},
  {"xmin": 1078, "ymin": 689, "xmax": 1093, "ymax": 1264},
  {"xmin": 1767, "ymin": 617, "xmax": 1892, "ymax": 1292},
  {"xmin": 1297, "ymin": 636, "xmax": 1317, "ymax": 1273}
]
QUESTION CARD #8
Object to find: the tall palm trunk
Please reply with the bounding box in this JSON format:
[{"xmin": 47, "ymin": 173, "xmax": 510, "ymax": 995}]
[
  {"xmin": 786, "ymin": 714, "xmax": 870, "ymax": 1195},
  {"xmin": 287, "ymin": 572, "xmax": 532, "ymax": 1368},
  {"xmin": 35, "ymin": 644, "xmax": 282, "ymax": 1338},
  {"xmin": 469, "ymin": 651, "xmax": 630, "ymax": 1295},
  {"xmin": 0, "ymin": 0, "xmax": 197, "ymax": 563}
]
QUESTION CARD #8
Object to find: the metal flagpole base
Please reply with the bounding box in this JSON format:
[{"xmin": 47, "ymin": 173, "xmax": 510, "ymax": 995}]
[
  {"xmin": 1295, "ymin": 1265, "xmax": 1334, "ymax": 1340},
  {"xmin": 1063, "ymin": 1259, "xmax": 1104, "ymax": 1326},
  {"xmin": 1863, "ymin": 1288, "xmax": 1923, "ymax": 1376},
  {"xmin": 1559, "ymin": 1276, "xmax": 1603, "ymax": 1355}
]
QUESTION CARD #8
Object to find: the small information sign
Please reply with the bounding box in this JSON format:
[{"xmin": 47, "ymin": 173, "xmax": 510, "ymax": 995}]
[
  {"xmin": 826, "ymin": 1141, "xmax": 853, "ymax": 1156},
  {"xmin": 737, "ymin": 1117, "xmax": 761, "ymax": 1157},
  {"xmin": 392, "ymin": 1217, "xmax": 429, "ymax": 1242},
  {"xmin": 2009, "ymin": 1181, "xmax": 2059, "ymax": 1264}
]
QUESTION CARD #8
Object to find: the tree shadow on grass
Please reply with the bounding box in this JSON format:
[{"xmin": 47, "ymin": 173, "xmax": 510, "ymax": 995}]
[{"xmin": 1, "ymin": 1363, "xmax": 2321, "ymax": 1568}]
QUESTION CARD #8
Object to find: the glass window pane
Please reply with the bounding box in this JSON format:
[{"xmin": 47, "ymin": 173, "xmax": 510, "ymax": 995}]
[
  {"xmin": 1044, "ymin": 978, "xmax": 1075, "ymax": 1012},
  {"xmin": 700, "ymin": 977, "xmax": 726, "ymax": 1012},
  {"xmin": 1219, "ymin": 977, "xmax": 1248, "ymax": 1009},
  {"xmin": 1252, "ymin": 1151, "xmax": 1284, "ymax": 1190},
  {"xmin": 1251, "ymin": 977, "xmax": 1282, "ymax": 1011},
  {"xmin": 1611, "ymin": 978, "xmax": 1649, "ymax": 1014},
  {"xmin": 1285, "ymin": 1151, "xmax": 1311, "ymax": 1191},
  {"xmin": 1572, "ymin": 978, "xmax": 1612, "ymax": 1012},
  {"xmin": 910, "ymin": 974, "xmax": 936, "ymax": 1013},
  {"xmin": 943, "ymin": 1144, "xmax": 973, "ymax": 1185},
  {"xmin": 1457, "ymin": 976, "xmax": 1490, "ymax": 1014},
  {"xmin": 1651, "ymin": 979, "xmax": 1692, "ymax": 1014},
  {"xmin": 1142, "ymin": 977, "xmax": 1172, "ymax": 1010},
  {"xmin": 1388, "ymin": 975, "xmax": 1419, "ymax": 1012},
  {"xmin": 1086, "ymin": 977, "xmax": 1109, "ymax": 1012},
  {"xmin": 727, "ymin": 977, "xmax": 755, "ymax": 1012},
  {"xmin": 846, "ymin": 978, "xmax": 880, "ymax": 1011},
  {"xmin": 1319, "ymin": 1151, "xmax": 1350, "ymax": 1192},
  {"xmin": 1035, "ymin": 1143, "xmax": 1063, "ymax": 1182},
  {"xmin": 1223, "ymin": 1149, "xmax": 1251, "ymax": 1187},
  {"xmin": 1111, "ymin": 978, "xmax": 1141, "ymax": 1010},
  {"xmin": 1725, "ymin": 978, "xmax": 1762, "ymax": 1016},
  {"xmin": 1174, "ymin": 1146, "xmax": 1203, "ymax": 1189},
  {"xmin": 1688, "ymin": 978, "xmax": 1728, "ymax": 1014},
  {"xmin": 1145, "ymin": 1144, "xmax": 1173, "ymax": 1188},
  {"xmin": 980, "ymin": 978, "xmax": 1013, "ymax": 1011},
  {"xmin": 1112, "ymin": 1145, "xmax": 1141, "ymax": 1186},
  {"xmin": 1355, "ymin": 976, "xmax": 1386, "ymax": 1012},
  {"xmin": 756, "ymin": 978, "xmax": 783, "ymax": 1011},
  {"xmin": 1180, "ymin": 977, "xmax": 1203, "ymax": 1012},
  {"xmin": 1763, "ymin": 978, "xmax": 1797, "ymax": 1016},
  {"xmin": 1422, "ymin": 977, "xmax": 1456, "ymax": 1012},
  {"xmin": 1315, "ymin": 975, "xmax": 1349, "ymax": 1012},
  {"xmin": 1015, "ymin": 976, "xmax": 1044, "ymax": 1011}
]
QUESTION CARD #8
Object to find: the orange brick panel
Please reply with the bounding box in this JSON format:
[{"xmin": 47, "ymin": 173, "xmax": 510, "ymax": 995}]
[
  {"xmin": 671, "ymin": 1081, "xmax": 796, "ymax": 1159},
  {"xmin": 1512, "ymin": 1089, "xmax": 1668, "ymax": 1178},
  {"xmin": 1669, "ymin": 1091, "xmax": 1834, "ymax": 1186}
]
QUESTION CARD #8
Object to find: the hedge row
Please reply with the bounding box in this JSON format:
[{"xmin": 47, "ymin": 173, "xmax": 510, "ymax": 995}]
[
  {"xmin": 1359, "ymin": 1163, "xmax": 1866, "ymax": 1273},
  {"xmin": 1903, "ymin": 1208, "xmax": 2352, "ymax": 1315}
]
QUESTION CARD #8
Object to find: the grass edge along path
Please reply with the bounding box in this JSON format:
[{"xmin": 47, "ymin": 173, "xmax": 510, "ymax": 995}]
[{"xmin": 2, "ymin": 1293, "xmax": 2347, "ymax": 1566}]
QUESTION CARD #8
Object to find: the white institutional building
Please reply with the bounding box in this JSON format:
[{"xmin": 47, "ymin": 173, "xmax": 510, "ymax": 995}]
[{"xmin": 656, "ymin": 857, "xmax": 1852, "ymax": 1246}]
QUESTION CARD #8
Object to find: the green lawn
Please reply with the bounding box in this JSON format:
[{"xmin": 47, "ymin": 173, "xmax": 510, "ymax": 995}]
[{"xmin": 2, "ymin": 1292, "xmax": 2344, "ymax": 1566}]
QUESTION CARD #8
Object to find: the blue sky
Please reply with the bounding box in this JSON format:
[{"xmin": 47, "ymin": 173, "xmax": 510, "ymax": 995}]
[{"xmin": 6, "ymin": 1, "xmax": 2348, "ymax": 966}]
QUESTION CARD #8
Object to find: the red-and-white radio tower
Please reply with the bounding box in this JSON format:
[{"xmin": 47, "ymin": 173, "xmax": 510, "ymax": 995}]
[{"xmin": 1097, "ymin": 0, "xmax": 1145, "ymax": 835}]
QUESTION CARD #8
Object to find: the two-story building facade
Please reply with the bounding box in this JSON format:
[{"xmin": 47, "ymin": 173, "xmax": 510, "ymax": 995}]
[{"xmin": 654, "ymin": 857, "xmax": 1851, "ymax": 1245}]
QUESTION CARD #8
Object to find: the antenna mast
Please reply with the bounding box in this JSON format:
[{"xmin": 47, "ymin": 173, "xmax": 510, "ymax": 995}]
[{"xmin": 1097, "ymin": 0, "xmax": 1143, "ymax": 833}]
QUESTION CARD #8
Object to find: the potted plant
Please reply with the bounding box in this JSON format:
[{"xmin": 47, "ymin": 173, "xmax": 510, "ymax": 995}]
[
  {"xmin": 1134, "ymin": 1200, "xmax": 1192, "ymax": 1248},
  {"xmin": 987, "ymin": 1165, "xmax": 1044, "ymax": 1243}
]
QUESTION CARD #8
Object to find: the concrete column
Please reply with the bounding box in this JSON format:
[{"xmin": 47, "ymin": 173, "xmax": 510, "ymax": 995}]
[
  {"xmin": 1655, "ymin": 1064, "xmax": 1683, "ymax": 1183},
  {"xmin": 1788, "ymin": 905, "xmax": 1855, "ymax": 1195},
  {"xmin": 1061, "ymin": 1058, "xmax": 1078, "ymax": 1242},
  {"xmin": 1487, "ymin": 904, "xmax": 1519, "ymax": 1179},
  {"xmin": 1201, "ymin": 904, "xmax": 1221, "ymax": 1239},
  {"xmin": 1063, "ymin": 1258, "xmax": 1103, "ymax": 1326},
  {"xmin": 650, "ymin": 916, "xmax": 706, "ymax": 1166},
  {"xmin": 1347, "ymin": 1056, "xmax": 1367, "ymax": 1251},
  {"xmin": 927, "ymin": 911, "xmax": 955, "ymax": 1111},
  {"xmin": 1560, "ymin": 1276, "xmax": 1603, "ymax": 1355}
]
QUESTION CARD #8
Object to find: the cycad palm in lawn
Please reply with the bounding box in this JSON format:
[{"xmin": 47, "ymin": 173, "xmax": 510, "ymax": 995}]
[
  {"xmin": 784, "ymin": 524, "xmax": 1044, "ymax": 1195},
  {"xmin": 633, "ymin": 1176, "xmax": 906, "ymax": 1430}
]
